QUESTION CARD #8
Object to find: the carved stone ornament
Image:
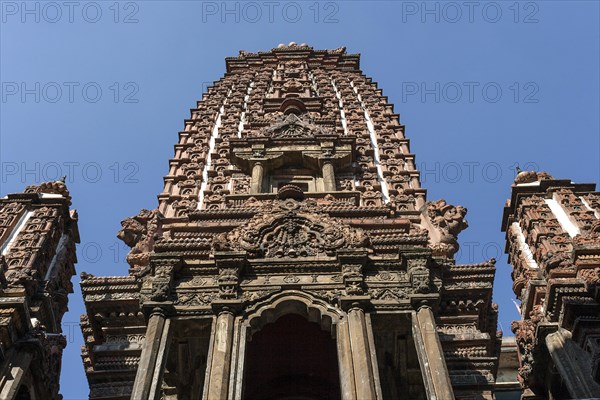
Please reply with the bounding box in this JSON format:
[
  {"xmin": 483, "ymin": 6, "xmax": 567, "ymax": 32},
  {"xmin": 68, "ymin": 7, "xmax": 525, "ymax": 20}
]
[
  {"xmin": 511, "ymin": 305, "xmax": 544, "ymax": 387},
  {"xmin": 25, "ymin": 178, "xmax": 71, "ymax": 202},
  {"xmin": 217, "ymin": 266, "xmax": 241, "ymax": 299},
  {"xmin": 427, "ymin": 199, "xmax": 468, "ymax": 237},
  {"xmin": 6, "ymin": 266, "xmax": 40, "ymax": 295},
  {"xmin": 212, "ymin": 199, "xmax": 369, "ymax": 258},
  {"xmin": 408, "ymin": 259, "xmax": 431, "ymax": 294},
  {"xmin": 574, "ymin": 219, "xmax": 600, "ymax": 246},
  {"xmin": 514, "ymin": 169, "xmax": 554, "ymax": 184},
  {"xmin": 342, "ymin": 264, "xmax": 365, "ymax": 295},
  {"xmin": 117, "ymin": 209, "xmax": 163, "ymax": 270},
  {"xmin": 261, "ymin": 114, "xmax": 332, "ymax": 139},
  {"xmin": 427, "ymin": 199, "xmax": 468, "ymax": 255},
  {"xmin": 148, "ymin": 261, "xmax": 178, "ymax": 302}
]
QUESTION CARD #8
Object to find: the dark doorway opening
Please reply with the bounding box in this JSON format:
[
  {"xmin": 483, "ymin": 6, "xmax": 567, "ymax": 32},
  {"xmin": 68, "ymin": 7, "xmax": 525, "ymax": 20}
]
[{"xmin": 242, "ymin": 313, "xmax": 341, "ymax": 400}]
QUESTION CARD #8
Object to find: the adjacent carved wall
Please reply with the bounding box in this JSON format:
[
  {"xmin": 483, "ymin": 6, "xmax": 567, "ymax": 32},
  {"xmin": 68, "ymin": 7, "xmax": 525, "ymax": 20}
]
[
  {"xmin": 502, "ymin": 171, "xmax": 600, "ymax": 399},
  {"xmin": 0, "ymin": 180, "xmax": 79, "ymax": 399}
]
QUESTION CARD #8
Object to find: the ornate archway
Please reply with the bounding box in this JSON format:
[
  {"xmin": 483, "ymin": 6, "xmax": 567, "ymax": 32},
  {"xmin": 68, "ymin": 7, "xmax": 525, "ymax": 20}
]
[
  {"xmin": 243, "ymin": 313, "xmax": 341, "ymax": 400},
  {"xmin": 228, "ymin": 291, "xmax": 347, "ymax": 400}
]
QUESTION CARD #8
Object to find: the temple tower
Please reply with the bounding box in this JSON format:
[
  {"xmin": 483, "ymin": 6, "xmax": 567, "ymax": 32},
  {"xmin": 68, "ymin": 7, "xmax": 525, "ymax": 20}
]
[
  {"xmin": 502, "ymin": 171, "xmax": 600, "ymax": 399},
  {"xmin": 80, "ymin": 43, "xmax": 501, "ymax": 399},
  {"xmin": 0, "ymin": 180, "xmax": 79, "ymax": 399}
]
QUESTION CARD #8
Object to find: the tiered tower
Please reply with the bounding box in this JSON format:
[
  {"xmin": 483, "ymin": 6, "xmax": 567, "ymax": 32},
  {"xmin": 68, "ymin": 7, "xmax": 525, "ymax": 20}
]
[
  {"xmin": 0, "ymin": 179, "xmax": 79, "ymax": 399},
  {"xmin": 80, "ymin": 43, "xmax": 501, "ymax": 399},
  {"xmin": 502, "ymin": 170, "xmax": 600, "ymax": 399}
]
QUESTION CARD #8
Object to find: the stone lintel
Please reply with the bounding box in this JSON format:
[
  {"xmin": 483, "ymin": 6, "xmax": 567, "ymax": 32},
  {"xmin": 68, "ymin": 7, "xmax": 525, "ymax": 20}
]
[
  {"xmin": 150, "ymin": 255, "xmax": 182, "ymax": 270},
  {"xmin": 336, "ymin": 249, "xmax": 369, "ymax": 265},
  {"xmin": 401, "ymin": 249, "xmax": 432, "ymax": 262},
  {"xmin": 214, "ymin": 251, "xmax": 247, "ymax": 271}
]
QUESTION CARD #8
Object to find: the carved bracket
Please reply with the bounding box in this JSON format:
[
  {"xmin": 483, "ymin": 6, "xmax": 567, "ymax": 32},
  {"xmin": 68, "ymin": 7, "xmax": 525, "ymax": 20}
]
[
  {"xmin": 338, "ymin": 249, "xmax": 368, "ymax": 296},
  {"xmin": 141, "ymin": 257, "xmax": 181, "ymax": 305},
  {"xmin": 403, "ymin": 252, "xmax": 433, "ymax": 295},
  {"xmin": 215, "ymin": 251, "xmax": 247, "ymax": 300}
]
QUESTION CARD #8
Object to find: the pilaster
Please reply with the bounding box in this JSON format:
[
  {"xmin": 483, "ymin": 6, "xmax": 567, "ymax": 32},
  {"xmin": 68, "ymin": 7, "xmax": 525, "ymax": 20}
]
[
  {"xmin": 131, "ymin": 306, "xmax": 172, "ymax": 400},
  {"xmin": 204, "ymin": 302, "xmax": 242, "ymax": 400},
  {"xmin": 340, "ymin": 297, "xmax": 379, "ymax": 400},
  {"xmin": 413, "ymin": 303, "xmax": 455, "ymax": 400}
]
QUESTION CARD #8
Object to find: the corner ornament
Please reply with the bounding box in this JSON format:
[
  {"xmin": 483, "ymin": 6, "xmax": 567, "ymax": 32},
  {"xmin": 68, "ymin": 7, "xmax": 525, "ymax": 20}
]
[
  {"xmin": 426, "ymin": 199, "xmax": 468, "ymax": 256},
  {"xmin": 212, "ymin": 199, "xmax": 370, "ymax": 258},
  {"xmin": 117, "ymin": 209, "xmax": 163, "ymax": 271}
]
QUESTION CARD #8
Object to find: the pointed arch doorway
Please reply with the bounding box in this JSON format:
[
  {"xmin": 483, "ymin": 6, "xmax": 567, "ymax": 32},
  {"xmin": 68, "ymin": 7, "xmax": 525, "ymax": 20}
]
[{"xmin": 242, "ymin": 313, "xmax": 341, "ymax": 400}]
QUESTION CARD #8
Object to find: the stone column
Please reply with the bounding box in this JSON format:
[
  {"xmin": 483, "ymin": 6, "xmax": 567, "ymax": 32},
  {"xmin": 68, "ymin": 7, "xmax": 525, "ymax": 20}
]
[
  {"xmin": 205, "ymin": 308, "xmax": 236, "ymax": 400},
  {"xmin": 347, "ymin": 303, "xmax": 377, "ymax": 400},
  {"xmin": 336, "ymin": 318, "xmax": 357, "ymax": 400},
  {"xmin": 0, "ymin": 349, "xmax": 33, "ymax": 400},
  {"xmin": 413, "ymin": 305, "xmax": 454, "ymax": 400},
  {"xmin": 250, "ymin": 162, "xmax": 264, "ymax": 194},
  {"xmin": 229, "ymin": 317, "xmax": 246, "ymax": 400},
  {"xmin": 546, "ymin": 328, "xmax": 600, "ymax": 398},
  {"xmin": 322, "ymin": 160, "xmax": 336, "ymax": 192},
  {"xmin": 131, "ymin": 307, "xmax": 172, "ymax": 400}
]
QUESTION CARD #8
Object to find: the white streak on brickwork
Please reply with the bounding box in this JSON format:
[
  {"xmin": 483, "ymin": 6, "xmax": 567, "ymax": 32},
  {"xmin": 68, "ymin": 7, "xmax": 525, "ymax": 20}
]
[
  {"xmin": 331, "ymin": 80, "xmax": 348, "ymax": 135},
  {"xmin": 237, "ymin": 81, "xmax": 254, "ymax": 138},
  {"xmin": 350, "ymin": 81, "xmax": 390, "ymax": 203},
  {"xmin": 198, "ymin": 89, "xmax": 232, "ymax": 209},
  {"xmin": 267, "ymin": 69, "xmax": 277, "ymax": 96},
  {"xmin": 545, "ymin": 195, "xmax": 580, "ymax": 237},
  {"xmin": 1, "ymin": 210, "xmax": 34, "ymax": 256},
  {"xmin": 45, "ymin": 233, "xmax": 68, "ymax": 280},
  {"xmin": 580, "ymin": 196, "xmax": 600, "ymax": 219},
  {"xmin": 511, "ymin": 299, "xmax": 522, "ymax": 315},
  {"xmin": 516, "ymin": 181, "xmax": 541, "ymax": 187},
  {"xmin": 511, "ymin": 222, "xmax": 539, "ymax": 269},
  {"xmin": 308, "ymin": 69, "xmax": 319, "ymax": 96}
]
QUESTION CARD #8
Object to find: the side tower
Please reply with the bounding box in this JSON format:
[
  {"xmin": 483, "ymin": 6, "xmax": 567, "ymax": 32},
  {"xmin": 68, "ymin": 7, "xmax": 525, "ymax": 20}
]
[
  {"xmin": 81, "ymin": 43, "xmax": 500, "ymax": 400},
  {"xmin": 501, "ymin": 170, "xmax": 600, "ymax": 399},
  {"xmin": 0, "ymin": 180, "xmax": 79, "ymax": 399}
]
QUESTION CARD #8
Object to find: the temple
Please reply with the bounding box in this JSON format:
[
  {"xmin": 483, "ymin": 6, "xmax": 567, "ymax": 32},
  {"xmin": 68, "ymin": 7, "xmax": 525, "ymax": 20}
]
[
  {"xmin": 502, "ymin": 170, "xmax": 600, "ymax": 399},
  {"xmin": 2, "ymin": 43, "xmax": 599, "ymax": 400},
  {"xmin": 0, "ymin": 179, "xmax": 79, "ymax": 399},
  {"xmin": 76, "ymin": 43, "xmax": 507, "ymax": 400}
]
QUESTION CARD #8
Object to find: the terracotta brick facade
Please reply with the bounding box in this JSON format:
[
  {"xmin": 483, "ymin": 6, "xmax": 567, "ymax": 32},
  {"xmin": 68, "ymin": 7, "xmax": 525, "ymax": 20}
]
[
  {"xmin": 0, "ymin": 179, "xmax": 79, "ymax": 399},
  {"xmin": 502, "ymin": 171, "xmax": 600, "ymax": 399}
]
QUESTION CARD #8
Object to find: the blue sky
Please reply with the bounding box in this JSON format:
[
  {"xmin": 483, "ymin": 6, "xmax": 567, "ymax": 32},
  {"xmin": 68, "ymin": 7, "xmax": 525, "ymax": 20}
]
[{"xmin": 1, "ymin": 1, "xmax": 599, "ymax": 398}]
